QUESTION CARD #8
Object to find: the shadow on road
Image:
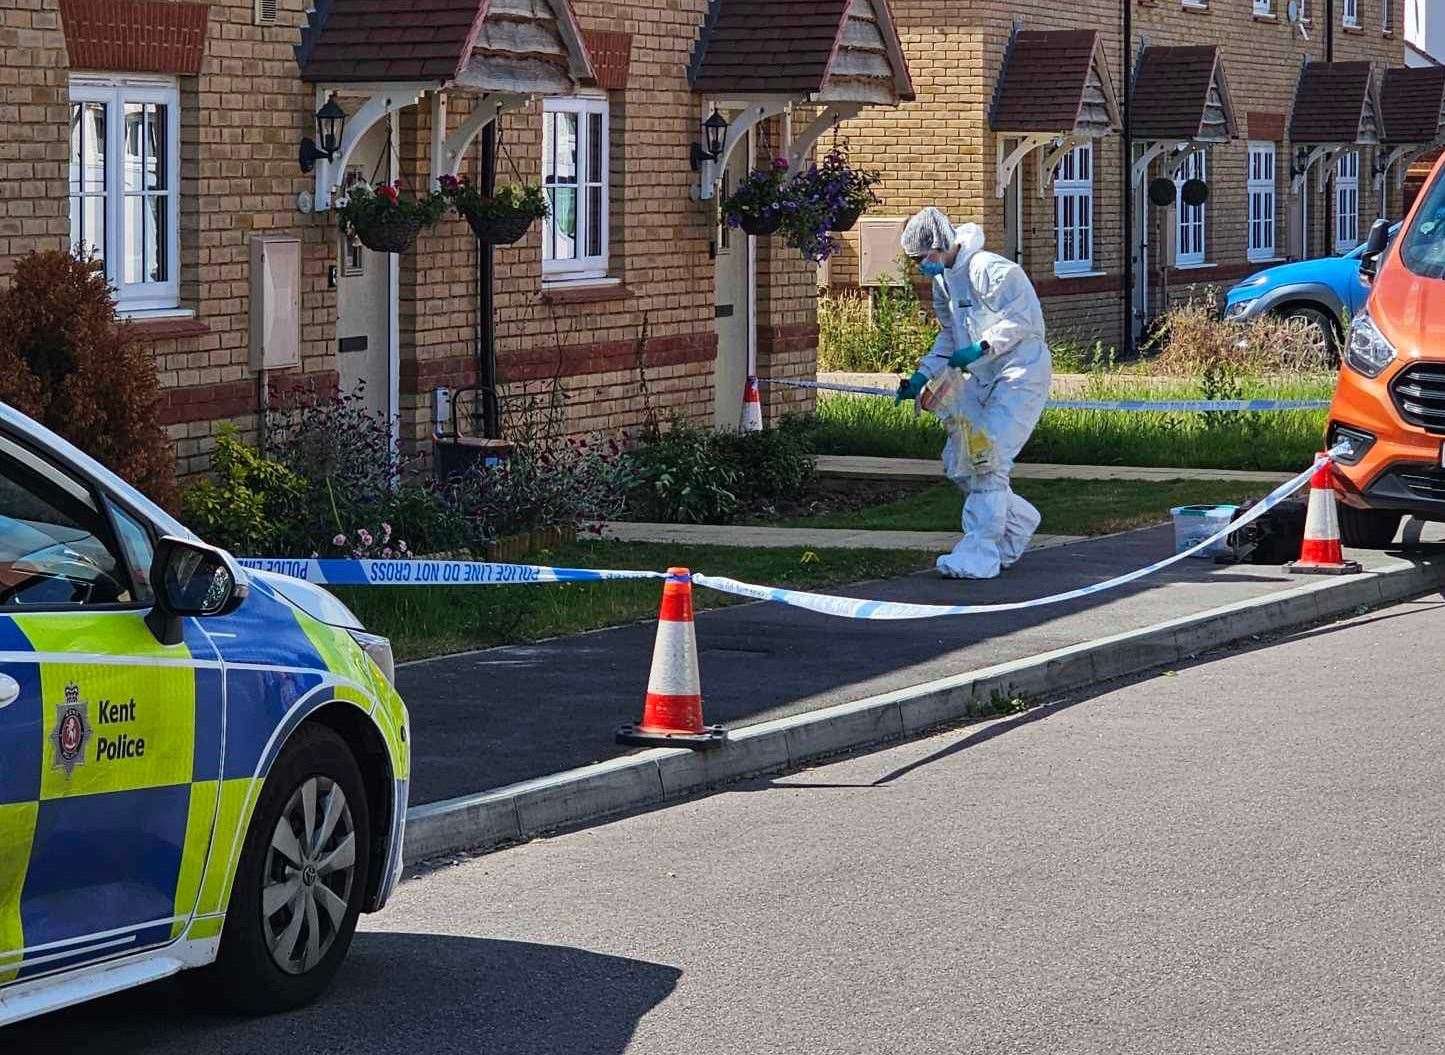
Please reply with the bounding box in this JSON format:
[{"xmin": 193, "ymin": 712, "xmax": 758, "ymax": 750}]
[{"xmin": 2, "ymin": 933, "xmax": 680, "ymax": 1054}]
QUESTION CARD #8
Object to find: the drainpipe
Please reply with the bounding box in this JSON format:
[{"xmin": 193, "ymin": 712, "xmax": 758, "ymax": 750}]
[
  {"xmin": 476, "ymin": 123, "xmax": 501, "ymax": 439},
  {"xmin": 1121, "ymin": 0, "xmax": 1135, "ymax": 357},
  {"xmin": 1327, "ymin": 0, "xmax": 1335, "ymax": 60}
]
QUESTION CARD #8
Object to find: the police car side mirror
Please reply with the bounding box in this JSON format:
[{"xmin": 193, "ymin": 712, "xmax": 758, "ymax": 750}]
[
  {"xmin": 1359, "ymin": 218, "xmax": 1390, "ymax": 282},
  {"xmin": 145, "ymin": 536, "xmax": 249, "ymax": 645}
]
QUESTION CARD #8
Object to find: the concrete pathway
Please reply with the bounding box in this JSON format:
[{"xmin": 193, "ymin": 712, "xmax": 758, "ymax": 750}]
[
  {"xmin": 816, "ymin": 454, "xmax": 1295, "ymax": 484},
  {"xmin": 598, "ymin": 521, "xmax": 1084, "ymax": 552}
]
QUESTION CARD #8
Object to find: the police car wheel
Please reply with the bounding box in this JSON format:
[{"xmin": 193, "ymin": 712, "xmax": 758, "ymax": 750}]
[{"xmin": 206, "ymin": 724, "xmax": 371, "ymax": 1013}]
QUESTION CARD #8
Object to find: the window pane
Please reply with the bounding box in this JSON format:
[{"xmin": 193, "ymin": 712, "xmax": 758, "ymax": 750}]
[
  {"xmin": 146, "ymin": 104, "xmax": 167, "ymax": 191},
  {"xmin": 586, "ymin": 185, "xmax": 602, "ymax": 257},
  {"xmin": 551, "ymin": 187, "xmax": 577, "ymax": 259},
  {"xmin": 124, "ymin": 195, "xmax": 143, "ymax": 284},
  {"xmin": 543, "ymin": 112, "xmax": 555, "ymax": 183},
  {"xmin": 81, "ymin": 196, "xmax": 105, "ymax": 262},
  {"xmin": 82, "ymin": 103, "xmax": 106, "ymax": 193},
  {"xmin": 124, "ymin": 103, "xmax": 144, "ymax": 193},
  {"xmin": 554, "ymin": 112, "xmax": 577, "ymax": 183},
  {"xmin": 587, "ymin": 111, "xmax": 602, "ymax": 185},
  {"xmin": 145, "ymin": 195, "xmax": 167, "ymax": 283}
]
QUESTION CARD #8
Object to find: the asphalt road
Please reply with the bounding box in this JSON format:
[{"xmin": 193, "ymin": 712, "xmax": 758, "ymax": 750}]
[{"xmin": 14, "ymin": 597, "xmax": 1445, "ymax": 1053}]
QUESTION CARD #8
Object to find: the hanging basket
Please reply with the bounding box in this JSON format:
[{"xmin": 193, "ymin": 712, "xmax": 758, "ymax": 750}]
[
  {"xmin": 738, "ymin": 213, "xmax": 783, "ymax": 237},
  {"xmin": 462, "ymin": 203, "xmax": 538, "ymax": 246},
  {"xmin": 352, "ymin": 215, "xmax": 424, "ymax": 254},
  {"xmin": 830, "ymin": 205, "xmax": 865, "ymax": 233}
]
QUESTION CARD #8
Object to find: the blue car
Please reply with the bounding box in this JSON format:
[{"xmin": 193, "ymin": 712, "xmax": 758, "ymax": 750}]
[{"xmin": 1222, "ymin": 224, "xmax": 1400, "ymax": 355}]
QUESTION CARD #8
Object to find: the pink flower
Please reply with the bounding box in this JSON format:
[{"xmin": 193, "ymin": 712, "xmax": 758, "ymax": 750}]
[
  {"xmin": 381, "ymin": 547, "xmax": 393, "ymax": 559},
  {"xmin": 357, "ymin": 527, "xmax": 374, "ymax": 547},
  {"xmin": 378, "ymin": 185, "xmax": 399, "ymax": 205},
  {"xmin": 773, "ymin": 156, "xmax": 790, "ymax": 171},
  {"xmin": 398, "ymin": 540, "xmax": 409, "ymax": 553},
  {"xmin": 381, "ymin": 521, "xmax": 392, "ymax": 542},
  {"xmin": 333, "ymin": 533, "xmax": 347, "ymax": 546}
]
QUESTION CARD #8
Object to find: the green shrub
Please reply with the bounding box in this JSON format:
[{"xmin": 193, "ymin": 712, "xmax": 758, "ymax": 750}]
[
  {"xmin": 181, "ymin": 426, "xmax": 307, "ymax": 555},
  {"xmin": 623, "ymin": 420, "xmax": 742, "ymax": 524},
  {"xmin": 622, "ymin": 418, "xmax": 818, "ymax": 524}
]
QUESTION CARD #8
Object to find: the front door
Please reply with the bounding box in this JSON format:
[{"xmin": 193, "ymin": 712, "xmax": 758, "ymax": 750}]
[
  {"xmin": 336, "ymin": 118, "xmax": 394, "ymax": 428},
  {"xmin": 713, "ymin": 127, "xmax": 752, "ymax": 429},
  {"xmin": 0, "ymin": 437, "xmax": 221, "ymax": 985}
]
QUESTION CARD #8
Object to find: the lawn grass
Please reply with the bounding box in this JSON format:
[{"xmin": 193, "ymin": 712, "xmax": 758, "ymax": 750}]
[
  {"xmin": 335, "ymin": 540, "xmax": 932, "ymax": 661},
  {"xmin": 781, "ymin": 478, "xmax": 1265, "ymax": 537},
  {"xmin": 810, "ymin": 373, "xmax": 1333, "ymax": 472}
]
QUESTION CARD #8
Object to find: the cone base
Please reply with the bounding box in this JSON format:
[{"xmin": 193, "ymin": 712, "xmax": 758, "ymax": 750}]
[
  {"xmin": 615, "ymin": 724, "xmax": 727, "ymax": 750},
  {"xmin": 1285, "ymin": 560, "xmax": 1363, "ymax": 575}
]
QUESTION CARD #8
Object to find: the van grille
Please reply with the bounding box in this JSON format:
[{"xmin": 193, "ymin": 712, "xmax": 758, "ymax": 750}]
[{"xmin": 1390, "ymin": 364, "xmax": 1445, "ymax": 431}]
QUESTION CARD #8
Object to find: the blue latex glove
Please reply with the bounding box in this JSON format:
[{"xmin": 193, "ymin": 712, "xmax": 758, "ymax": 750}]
[
  {"xmin": 895, "ymin": 370, "xmax": 929, "ymax": 405},
  {"xmin": 948, "ymin": 341, "xmax": 988, "ymax": 369}
]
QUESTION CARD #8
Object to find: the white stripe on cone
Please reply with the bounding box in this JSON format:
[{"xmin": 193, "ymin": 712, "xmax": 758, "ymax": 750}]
[
  {"xmin": 646, "ymin": 618, "xmax": 701, "ymax": 698},
  {"xmin": 1303, "ymin": 485, "xmax": 1339, "ymax": 541},
  {"xmin": 741, "ymin": 378, "xmax": 763, "ymax": 433}
]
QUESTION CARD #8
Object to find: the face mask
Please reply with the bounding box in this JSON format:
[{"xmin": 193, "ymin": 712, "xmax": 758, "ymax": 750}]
[{"xmin": 918, "ymin": 259, "xmax": 946, "ymax": 278}]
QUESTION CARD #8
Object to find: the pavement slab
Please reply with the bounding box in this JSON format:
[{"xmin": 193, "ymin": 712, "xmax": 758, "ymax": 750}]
[{"xmin": 597, "ymin": 521, "xmax": 1084, "ymax": 552}]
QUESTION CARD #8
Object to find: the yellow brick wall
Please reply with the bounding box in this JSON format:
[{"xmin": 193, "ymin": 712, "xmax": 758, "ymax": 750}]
[
  {"xmin": 835, "ymin": 0, "xmax": 1405, "ymax": 352},
  {"xmin": 0, "ymin": 0, "xmax": 68, "ymax": 277}
]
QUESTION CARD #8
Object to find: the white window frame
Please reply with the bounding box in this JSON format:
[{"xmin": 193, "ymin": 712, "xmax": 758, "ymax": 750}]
[
  {"xmin": 1174, "ymin": 149, "xmax": 1208, "ymax": 267},
  {"xmin": 1335, "ymin": 150, "xmax": 1360, "ymax": 252},
  {"xmin": 1247, "ymin": 142, "xmax": 1277, "ymax": 262},
  {"xmin": 1052, "ymin": 142, "xmax": 1093, "ymax": 276},
  {"xmin": 1343, "ymin": 0, "xmax": 1360, "ymax": 26},
  {"xmin": 1382, "ymin": 0, "xmax": 1393, "ymax": 30},
  {"xmin": 541, "ymin": 96, "xmax": 610, "ymax": 281},
  {"xmin": 68, "ymin": 75, "xmax": 181, "ymax": 314}
]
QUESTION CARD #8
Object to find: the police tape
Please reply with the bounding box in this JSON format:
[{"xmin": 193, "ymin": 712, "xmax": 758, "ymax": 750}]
[
  {"xmin": 240, "ymin": 449, "xmax": 1335, "ymax": 616},
  {"xmin": 758, "ymin": 377, "xmax": 1329, "ymax": 413},
  {"xmin": 687, "ymin": 453, "xmax": 1329, "ymax": 620},
  {"xmin": 237, "ymin": 557, "xmax": 664, "ymax": 587}
]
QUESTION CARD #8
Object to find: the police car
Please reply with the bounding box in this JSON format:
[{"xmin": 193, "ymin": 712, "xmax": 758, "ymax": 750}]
[{"xmin": 0, "ymin": 403, "xmax": 409, "ymax": 1025}]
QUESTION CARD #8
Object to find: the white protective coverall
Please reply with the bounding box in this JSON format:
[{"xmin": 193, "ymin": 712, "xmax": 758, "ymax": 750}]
[{"xmin": 916, "ymin": 223, "xmax": 1052, "ymax": 578}]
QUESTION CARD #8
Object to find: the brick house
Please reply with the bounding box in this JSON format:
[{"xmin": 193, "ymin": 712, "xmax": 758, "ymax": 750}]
[
  {"xmin": 0, "ymin": 0, "xmax": 913, "ymax": 475},
  {"xmin": 830, "ymin": 0, "xmax": 1424, "ymax": 350}
]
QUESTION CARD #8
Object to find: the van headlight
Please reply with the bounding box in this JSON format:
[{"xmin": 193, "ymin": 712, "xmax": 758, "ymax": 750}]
[
  {"xmin": 349, "ymin": 630, "xmax": 395, "ymax": 686},
  {"xmin": 1344, "ymin": 312, "xmax": 1397, "ymax": 378}
]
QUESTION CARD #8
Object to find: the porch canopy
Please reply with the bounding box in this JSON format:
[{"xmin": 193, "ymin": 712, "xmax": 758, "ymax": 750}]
[
  {"xmin": 687, "ymin": 0, "xmax": 915, "ymax": 199},
  {"xmin": 1376, "ymin": 66, "xmax": 1445, "ymax": 197},
  {"xmin": 989, "ymin": 29, "xmax": 1121, "ymax": 197},
  {"xmin": 1128, "ymin": 45, "xmax": 1239, "ymax": 188},
  {"xmin": 295, "ymin": 0, "xmax": 598, "ymax": 209},
  {"xmin": 1288, "ymin": 61, "xmax": 1382, "ymax": 195}
]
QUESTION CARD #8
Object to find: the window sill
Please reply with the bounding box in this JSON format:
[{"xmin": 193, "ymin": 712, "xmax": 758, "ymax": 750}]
[
  {"xmin": 1342, "ymin": 22, "xmax": 1362, "ymax": 32},
  {"xmin": 1247, "ymin": 255, "xmax": 1285, "ymax": 265},
  {"xmin": 1181, "ymin": 2, "xmax": 1210, "ymax": 12},
  {"xmin": 1252, "ymin": 12, "xmax": 1279, "ymax": 21},
  {"xmin": 1052, "ymin": 268, "xmax": 1106, "ymax": 279},
  {"xmin": 1172, "ymin": 261, "xmax": 1215, "ymax": 271},
  {"xmin": 538, "ymin": 278, "xmax": 630, "ymax": 305},
  {"xmin": 119, "ymin": 308, "xmax": 211, "ymax": 340}
]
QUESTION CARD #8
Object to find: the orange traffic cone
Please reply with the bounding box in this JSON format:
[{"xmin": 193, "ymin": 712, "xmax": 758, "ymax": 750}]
[
  {"xmin": 616, "ymin": 568, "xmax": 727, "ymax": 749},
  {"xmin": 740, "ymin": 376, "xmax": 763, "ymax": 433},
  {"xmin": 1286, "ymin": 454, "xmax": 1363, "ymax": 575}
]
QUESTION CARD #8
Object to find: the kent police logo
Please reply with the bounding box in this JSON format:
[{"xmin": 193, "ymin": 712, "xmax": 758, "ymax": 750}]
[{"xmin": 50, "ymin": 683, "xmax": 92, "ymax": 777}]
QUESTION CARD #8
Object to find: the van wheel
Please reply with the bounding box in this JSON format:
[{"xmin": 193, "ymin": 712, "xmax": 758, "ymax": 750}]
[
  {"xmin": 1338, "ymin": 505, "xmax": 1402, "ymax": 548},
  {"xmin": 200, "ymin": 724, "xmax": 371, "ymax": 1014},
  {"xmin": 1280, "ymin": 306, "xmax": 1338, "ymax": 361}
]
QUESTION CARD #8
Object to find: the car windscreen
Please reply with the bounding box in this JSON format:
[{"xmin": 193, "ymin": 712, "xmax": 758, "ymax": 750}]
[{"xmin": 1400, "ymin": 175, "xmax": 1445, "ymax": 279}]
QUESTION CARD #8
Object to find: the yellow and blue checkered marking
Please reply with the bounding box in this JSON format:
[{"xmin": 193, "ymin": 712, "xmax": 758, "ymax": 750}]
[{"xmin": 0, "ymin": 573, "xmax": 409, "ymax": 987}]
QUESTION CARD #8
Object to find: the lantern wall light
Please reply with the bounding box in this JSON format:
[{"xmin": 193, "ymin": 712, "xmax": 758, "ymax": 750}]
[
  {"xmin": 300, "ymin": 94, "xmax": 348, "ymax": 174},
  {"xmin": 690, "ymin": 107, "xmax": 728, "ymax": 171}
]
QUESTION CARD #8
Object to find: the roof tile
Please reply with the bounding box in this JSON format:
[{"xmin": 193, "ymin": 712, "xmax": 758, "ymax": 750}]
[
  {"xmin": 1290, "ymin": 62, "xmax": 1375, "ymax": 144},
  {"xmin": 1381, "ymin": 66, "xmax": 1445, "ymax": 144}
]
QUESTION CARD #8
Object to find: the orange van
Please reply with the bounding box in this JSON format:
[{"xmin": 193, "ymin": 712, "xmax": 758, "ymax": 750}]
[{"xmin": 1326, "ymin": 150, "xmax": 1445, "ymax": 546}]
